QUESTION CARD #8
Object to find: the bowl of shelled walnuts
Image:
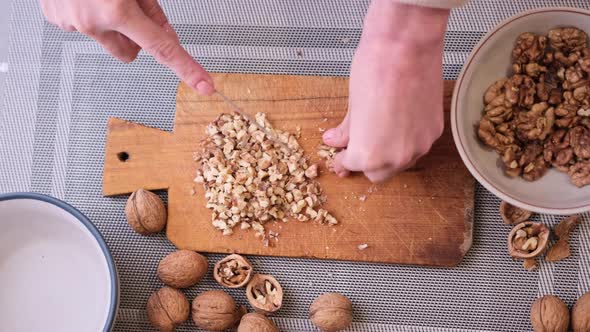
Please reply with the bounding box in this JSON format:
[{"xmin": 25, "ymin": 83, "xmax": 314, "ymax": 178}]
[{"xmin": 452, "ymin": 7, "xmax": 590, "ymax": 214}]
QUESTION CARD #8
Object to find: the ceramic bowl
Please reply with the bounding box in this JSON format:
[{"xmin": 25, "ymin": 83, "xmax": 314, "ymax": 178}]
[
  {"xmin": 0, "ymin": 193, "xmax": 118, "ymax": 331},
  {"xmin": 451, "ymin": 7, "xmax": 590, "ymax": 215}
]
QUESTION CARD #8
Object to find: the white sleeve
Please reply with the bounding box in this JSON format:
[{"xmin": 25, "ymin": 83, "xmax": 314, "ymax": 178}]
[{"xmin": 393, "ymin": 0, "xmax": 467, "ymax": 9}]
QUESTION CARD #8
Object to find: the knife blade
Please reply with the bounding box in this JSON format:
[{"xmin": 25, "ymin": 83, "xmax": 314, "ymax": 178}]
[{"xmin": 215, "ymin": 90, "xmax": 292, "ymax": 153}]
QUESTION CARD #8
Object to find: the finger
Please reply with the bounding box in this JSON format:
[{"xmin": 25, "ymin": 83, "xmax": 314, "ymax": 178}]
[
  {"xmin": 322, "ymin": 111, "xmax": 350, "ymax": 148},
  {"xmin": 331, "ymin": 148, "xmax": 364, "ymax": 177},
  {"xmin": 60, "ymin": 23, "xmax": 76, "ymax": 32},
  {"xmin": 365, "ymin": 168, "xmax": 397, "ymax": 183},
  {"xmin": 118, "ymin": 6, "xmax": 214, "ymax": 95},
  {"xmin": 93, "ymin": 31, "xmax": 141, "ymax": 63},
  {"xmin": 138, "ymin": 0, "xmax": 169, "ymax": 27}
]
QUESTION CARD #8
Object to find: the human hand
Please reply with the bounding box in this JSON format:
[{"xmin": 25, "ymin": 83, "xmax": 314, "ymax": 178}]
[
  {"xmin": 322, "ymin": 1, "xmax": 450, "ymax": 182},
  {"xmin": 40, "ymin": 0, "xmax": 214, "ymax": 95}
]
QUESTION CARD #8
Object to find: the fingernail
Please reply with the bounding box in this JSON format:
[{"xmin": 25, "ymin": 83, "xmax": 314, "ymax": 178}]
[{"xmin": 195, "ymin": 80, "xmax": 215, "ymax": 96}]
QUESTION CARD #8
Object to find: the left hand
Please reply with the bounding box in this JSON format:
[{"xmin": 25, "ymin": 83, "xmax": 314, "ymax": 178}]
[{"xmin": 322, "ymin": 1, "xmax": 449, "ymax": 183}]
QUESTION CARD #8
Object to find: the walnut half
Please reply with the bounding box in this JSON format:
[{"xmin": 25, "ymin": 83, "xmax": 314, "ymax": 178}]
[
  {"xmin": 246, "ymin": 274, "xmax": 283, "ymax": 314},
  {"xmin": 214, "ymin": 254, "xmax": 253, "ymax": 288},
  {"xmin": 499, "ymin": 201, "xmax": 532, "ymax": 225},
  {"xmin": 508, "ymin": 222, "xmax": 550, "ymax": 259}
]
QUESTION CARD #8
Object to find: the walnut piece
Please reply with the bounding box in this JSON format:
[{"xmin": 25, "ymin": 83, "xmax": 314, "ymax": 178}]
[
  {"xmin": 317, "ymin": 144, "xmax": 341, "ymax": 172},
  {"xmin": 513, "ymin": 32, "xmax": 547, "ymax": 64},
  {"xmin": 213, "ymin": 254, "xmax": 253, "ymax": 288},
  {"xmin": 310, "ymin": 293, "xmax": 353, "ymax": 332},
  {"xmin": 246, "ymin": 274, "xmax": 283, "ymax": 314},
  {"xmin": 499, "ymin": 201, "xmax": 532, "ymax": 225},
  {"xmin": 569, "ymin": 160, "xmax": 590, "ymax": 187},
  {"xmin": 548, "ymin": 27, "xmax": 588, "ymax": 53},
  {"xmin": 157, "ymin": 250, "xmax": 208, "ymax": 289},
  {"xmin": 546, "ymin": 215, "xmax": 581, "ymax": 262},
  {"xmin": 195, "ymin": 113, "xmax": 338, "ymax": 241},
  {"xmin": 508, "ymin": 222, "xmax": 550, "ymax": 259},
  {"xmin": 523, "ymin": 258, "xmax": 539, "ymax": 271},
  {"xmin": 530, "ymin": 295, "xmax": 570, "ymax": 332}
]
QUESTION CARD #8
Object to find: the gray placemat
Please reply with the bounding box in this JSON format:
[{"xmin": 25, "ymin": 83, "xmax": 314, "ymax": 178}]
[{"xmin": 1, "ymin": 0, "xmax": 589, "ymax": 331}]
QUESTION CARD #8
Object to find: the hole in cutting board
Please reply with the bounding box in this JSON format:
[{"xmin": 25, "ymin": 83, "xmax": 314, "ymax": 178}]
[{"xmin": 117, "ymin": 151, "xmax": 129, "ymax": 162}]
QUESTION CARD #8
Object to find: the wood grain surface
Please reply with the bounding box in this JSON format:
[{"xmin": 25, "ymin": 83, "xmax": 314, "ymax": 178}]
[{"xmin": 103, "ymin": 73, "xmax": 474, "ymax": 266}]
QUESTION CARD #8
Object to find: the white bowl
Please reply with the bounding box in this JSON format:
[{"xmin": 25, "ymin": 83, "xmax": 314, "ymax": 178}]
[
  {"xmin": 452, "ymin": 7, "xmax": 590, "ymax": 215},
  {"xmin": 0, "ymin": 193, "xmax": 118, "ymax": 331}
]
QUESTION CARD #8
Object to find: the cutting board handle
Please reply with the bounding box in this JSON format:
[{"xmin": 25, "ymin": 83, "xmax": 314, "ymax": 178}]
[{"xmin": 103, "ymin": 118, "xmax": 174, "ymax": 196}]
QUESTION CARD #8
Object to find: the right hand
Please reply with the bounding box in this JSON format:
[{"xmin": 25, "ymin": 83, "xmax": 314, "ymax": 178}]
[{"xmin": 40, "ymin": 0, "xmax": 214, "ymax": 95}]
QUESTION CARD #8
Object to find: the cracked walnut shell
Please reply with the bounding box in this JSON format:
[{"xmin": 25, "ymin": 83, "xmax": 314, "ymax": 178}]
[
  {"xmin": 499, "ymin": 201, "xmax": 532, "ymax": 225},
  {"xmin": 508, "ymin": 222, "xmax": 550, "ymax": 259},
  {"xmin": 157, "ymin": 250, "xmax": 208, "ymax": 288},
  {"xmin": 191, "ymin": 290, "xmax": 246, "ymax": 331},
  {"xmin": 246, "ymin": 274, "xmax": 283, "ymax": 314},
  {"xmin": 125, "ymin": 188, "xmax": 167, "ymax": 235},
  {"xmin": 572, "ymin": 292, "xmax": 590, "ymax": 332},
  {"xmin": 546, "ymin": 215, "xmax": 581, "ymax": 262},
  {"xmin": 214, "ymin": 254, "xmax": 253, "ymax": 288},
  {"xmin": 310, "ymin": 293, "xmax": 353, "ymax": 332},
  {"xmin": 530, "ymin": 295, "xmax": 570, "ymax": 332},
  {"xmin": 237, "ymin": 312, "xmax": 279, "ymax": 332},
  {"xmin": 146, "ymin": 287, "xmax": 189, "ymax": 332}
]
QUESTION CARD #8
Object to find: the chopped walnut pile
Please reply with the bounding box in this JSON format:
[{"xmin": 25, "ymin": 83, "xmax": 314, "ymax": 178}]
[
  {"xmin": 194, "ymin": 112, "xmax": 338, "ymax": 237},
  {"xmin": 478, "ymin": 27, "xmax": 590, "ymax": 187}
]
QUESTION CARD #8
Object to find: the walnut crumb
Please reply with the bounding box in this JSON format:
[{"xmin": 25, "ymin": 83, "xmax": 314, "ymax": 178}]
[
  {"xmin": 359, "ymin": 195, "xmax": 367, "ymax": 202},
  {"xmin": 357, "ymin": 243, "xmax": 369, "ymax": 250}
]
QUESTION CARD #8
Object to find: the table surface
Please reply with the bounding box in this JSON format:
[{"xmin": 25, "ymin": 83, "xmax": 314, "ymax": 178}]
[
  {"xmin": 1, "ymin": 1, "xmax": 590, "ymax": 332},
  {"xmin": 0, "ymin": 1, "xmax": 9, "ymax": 110}
]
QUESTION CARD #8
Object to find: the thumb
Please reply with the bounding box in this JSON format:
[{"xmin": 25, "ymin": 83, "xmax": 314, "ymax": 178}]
[
  {"xmin": 331, "ymin": 149, "xmax": 352, "ymax": 178},
  {"xmin": 322, "ymin": 111, "xmax": 350, "ymax": 148}
]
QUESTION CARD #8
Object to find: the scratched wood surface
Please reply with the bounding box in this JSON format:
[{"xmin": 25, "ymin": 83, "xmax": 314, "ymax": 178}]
[{"xmin": 102, "ymin": 73, "xmax": 474, "ymax": 266}]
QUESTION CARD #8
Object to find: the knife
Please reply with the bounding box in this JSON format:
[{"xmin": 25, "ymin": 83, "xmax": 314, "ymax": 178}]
[{"xmin": 215, "ymin": 90, "xmax": 292, "ymax": 153}]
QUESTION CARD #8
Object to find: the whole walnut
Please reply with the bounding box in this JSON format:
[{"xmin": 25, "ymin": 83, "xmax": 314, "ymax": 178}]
[
  {"xmin": 237, "ymin": 312, "xmax": 279, "ymax": 332},
  {"xmin": 157, "ymin": 250, "xmax": 208, "ymax": 288},
  {"xmin": 310, "ymin": 293, "xmax": 353, "ymax": 332},
  {"xmin": 147, "ymin": 287, "xmax": 190, "ymax": 332},
  {"xmin": 572, "ymin": 292, "xmax": 590, "ymax": 332},
  {"xmin": 530, "ymin": 295, "xmax": 570, "ymax": 332},
  {"xmin": 125, "ymin": 188, "xmax": 167, "ymax": 235},
  {"xmin": 192, "ymin": 290, "xmax": 246, "ymax": 331}
]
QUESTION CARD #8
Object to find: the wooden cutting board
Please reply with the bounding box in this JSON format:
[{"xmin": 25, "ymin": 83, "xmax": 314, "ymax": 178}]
[{"xmin": 103, "ymin": 73, "xmax": 474, "ymax": 267}]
